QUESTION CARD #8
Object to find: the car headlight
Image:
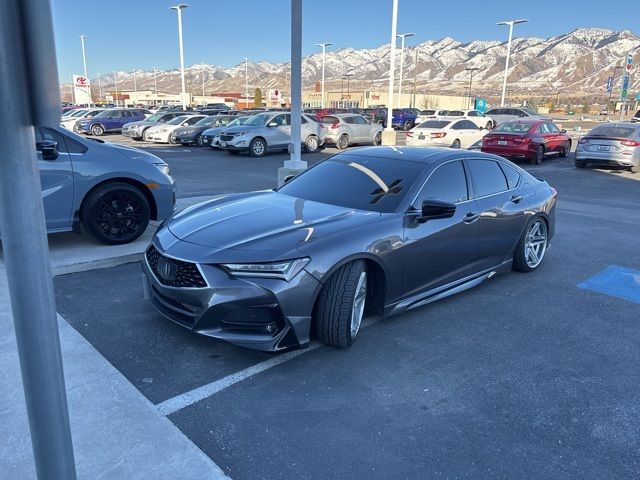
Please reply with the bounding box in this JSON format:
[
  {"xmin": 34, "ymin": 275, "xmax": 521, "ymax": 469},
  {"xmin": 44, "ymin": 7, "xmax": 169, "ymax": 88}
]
[
  {"xmin": 158, "ymin": 128, "xmax": 168, "ymax": 133},
  {"xmin": 182, "ymin": 129, "xmax": 194, "ymax": 135},
  {"xmin": 221, "ymin": 258, "xmax": 310, "ymax": 281},
  {"xmin": 234, "ymin": 130, "xmax": 250, "ymax": 136},
  {"xmin": 154, "ymin": 163, "xmax": 171, "ymax": 177}
]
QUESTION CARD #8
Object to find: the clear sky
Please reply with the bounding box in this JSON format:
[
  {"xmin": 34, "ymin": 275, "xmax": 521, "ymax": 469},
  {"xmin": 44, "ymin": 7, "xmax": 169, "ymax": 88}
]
[{"xmin": 52, "ymin": 0, "xmax": 638, "ymax": 80}]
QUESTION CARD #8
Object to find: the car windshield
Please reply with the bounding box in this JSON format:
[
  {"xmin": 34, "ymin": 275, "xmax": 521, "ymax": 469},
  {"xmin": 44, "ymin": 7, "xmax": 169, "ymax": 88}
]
[
  {"xmin": 588, "ymin": 125, "xmax": 639, "ymax": 139},
  {"xmin": 166, "ymin": 115, "xmax": 191, "ymax": 125},
  {"xmin": 144, "ymin": 113, "xmax": 166, "ymax": 122},
  {"xmin": 243, "ymin": 114, "xmax": 272, "ymax": 126},
  {"xmin": 278, "ymin": 154, "xmax": 425, "ymax": 213},
  {"xmin": 417, "ymin": 120, "xmax": 451, "ymax": 129},
  {"xmin": 197, "ymin": 116, "xmax": 226, "ymax": 127},
  {"xmin": 227, "ymin": 116, "xmax": 250, "ymax": 126},
  {"xmin": 70, "ymin": 109, "xmax": 88, "ymax": 117},
  {"xmin": 93, "ymin": 110, "xmax": 115, "ymax": 118},
  {"xmin": 493, "ymin": 122, "xmax": 535, "ymax": 133},
  {"xmin": 520, "ymin": 107, "xmax": 538, "ymax": 115}
]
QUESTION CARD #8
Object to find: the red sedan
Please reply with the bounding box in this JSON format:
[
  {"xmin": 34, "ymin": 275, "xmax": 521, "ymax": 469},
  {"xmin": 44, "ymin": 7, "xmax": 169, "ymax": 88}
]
[{"xmin": 481, "ymin": 119, "xmax": 571, "ymax": 164}]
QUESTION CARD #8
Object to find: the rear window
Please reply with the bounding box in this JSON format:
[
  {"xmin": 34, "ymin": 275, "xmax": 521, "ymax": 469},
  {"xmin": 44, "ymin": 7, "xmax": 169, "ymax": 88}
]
[
  {"xmin": 588, "ymin": 125, "xmax": 639, "ymax": 139},
  {"xmin": 447, "ymin": 111, "xmax": 464, "ymax": 117},
  {"xmin": 420, "ymin": 110, "xmax": 435, "ymax": 115},
  {"xmin": 417, "ymin": 120, "xmax": 450, "ymax": 129},
  {"xmin": 321, "ymin": 115, "xmax": 340, "ymax": 125},
  {"xmin": 493, "ymin": 122, "xmax": 535, "ymax": 134}
]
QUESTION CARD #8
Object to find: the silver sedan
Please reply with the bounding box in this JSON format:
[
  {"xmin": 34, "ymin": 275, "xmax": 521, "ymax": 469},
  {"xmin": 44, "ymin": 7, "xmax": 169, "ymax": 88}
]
[
  {"xmin": 321, "ymin": 114, "xmax": 383, "ymax": 149},
  {"xmin": 575, "ymin": 122, "xmax": 640, "ymax": 173}
]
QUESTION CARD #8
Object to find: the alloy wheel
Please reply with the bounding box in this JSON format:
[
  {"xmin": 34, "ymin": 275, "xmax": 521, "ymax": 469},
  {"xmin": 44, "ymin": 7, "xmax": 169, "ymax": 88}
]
[
  {"xmin": 95, "ymin": 191, "xmax": 145, "ymax": 241},
  {"xmin": 451, "ymin": 139, "xmax": 461, "ymax": 149},
  {"xmin": 350, "ymin": 271, "xmax": 367, "ymax": 338},
  {"xmin": 306, "ymin": 136, "xmax": 318, "ymax": 152},
  {"xmin": 252, "ymin": 139, "xmax": 265, "ymax": 156},
  {"xmin": 524, "ymin": 219, "xmax": 548, "ymax": 269},
  {"xmin": 338, "ymin": 135, "xmax": 349, "ymax": 149}
]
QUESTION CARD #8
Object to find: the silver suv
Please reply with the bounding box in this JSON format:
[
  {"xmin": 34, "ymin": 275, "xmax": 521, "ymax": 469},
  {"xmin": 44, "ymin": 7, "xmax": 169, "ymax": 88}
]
[
  {"xmin": 218, "ymin": 112, "xmax": 324, "ymax": 157},
  {"xmin": 321, "ymin": 114, "xmax": 382, "ymax": 149}
]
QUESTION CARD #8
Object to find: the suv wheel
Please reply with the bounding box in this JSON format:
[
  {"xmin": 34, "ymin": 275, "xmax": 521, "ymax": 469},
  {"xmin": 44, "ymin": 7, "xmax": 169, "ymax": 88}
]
[
  {"xmin": 373, "ymin": 131, "xmax": 382, "ymax": 146},
  {"xmin": 336, "ymin": 134, "xmax": 350, "ymax": 150},
  {"xmin": 91, "ymin": 124, "xmax": 104, "ymax": 136},
  {"xmin": 560, "ymin": 141, "xmax": 571, "ymax": 158},
  {"xmin": 314, "ymin": 260, "xmax": 367, "ymax": 348},
  {"xmin": 81, "ymin": 183, "xmax": 150, "ymax": 245},
  {"xmin": 304, "ymin": 135, "xmax": 319, "ymax": 153},
  {"xmin": 403, "ymin": 120, "xmax": 414, "ymax": 131},
  {"xmin": 249, "ymin": 138, "xmax": 266, "ymax": 157}
]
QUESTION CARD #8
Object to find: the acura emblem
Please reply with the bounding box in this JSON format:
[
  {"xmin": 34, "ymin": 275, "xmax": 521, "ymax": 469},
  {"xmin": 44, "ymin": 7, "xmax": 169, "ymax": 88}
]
[{"xmin": 156, "ymin": 256, "xmax": 177, "ymax": 281}]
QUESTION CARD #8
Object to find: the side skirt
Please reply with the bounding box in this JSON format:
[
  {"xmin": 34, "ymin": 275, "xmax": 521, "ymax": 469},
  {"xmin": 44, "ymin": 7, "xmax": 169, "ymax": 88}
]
[{"xmin": 386, "ymin": 260, "xmax": 512, "ymax": 317}]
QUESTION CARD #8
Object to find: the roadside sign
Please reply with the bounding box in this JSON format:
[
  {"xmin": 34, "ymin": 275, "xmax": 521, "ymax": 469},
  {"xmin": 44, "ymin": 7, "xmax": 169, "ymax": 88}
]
[
  {"xmin": 636, "ymin": 93, "xmax": 640, "ymax": 101},
  {"xmin": 626, "ymin": 52, "xmax": 634, "ymax": 71},
  {"xmin": 621, "ymin": 73, "xmax": 630, "ymax": 100},
  {"xmin": 474, "ymin": 98, "xmax": 488, "ymax": 113},
  {"xmin": 606, "ymin": 76, "xmax": 614, "ymax": 93}
]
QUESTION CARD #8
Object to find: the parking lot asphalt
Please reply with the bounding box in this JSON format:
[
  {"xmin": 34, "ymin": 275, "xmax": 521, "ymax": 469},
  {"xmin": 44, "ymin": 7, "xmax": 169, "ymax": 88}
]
[{"xmin": 53, "ymin": 139, "xmax": 640, "ymax": 479}]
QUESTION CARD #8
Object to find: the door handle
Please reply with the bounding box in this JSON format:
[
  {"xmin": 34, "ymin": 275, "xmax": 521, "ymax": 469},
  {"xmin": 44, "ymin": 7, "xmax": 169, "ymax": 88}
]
[
  {"xmin": 510, "ymin": 194, "xmax": 523, "ymax": 203},
  {"xmin": 463, "ymin": 212, "xmax": 480, "ymax": 223}
]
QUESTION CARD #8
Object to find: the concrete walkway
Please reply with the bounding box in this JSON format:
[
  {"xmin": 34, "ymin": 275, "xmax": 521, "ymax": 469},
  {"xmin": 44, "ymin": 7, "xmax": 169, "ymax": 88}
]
[{"xmin": 0, "ymin": 195, "xmax": 229, "ymax": 479}]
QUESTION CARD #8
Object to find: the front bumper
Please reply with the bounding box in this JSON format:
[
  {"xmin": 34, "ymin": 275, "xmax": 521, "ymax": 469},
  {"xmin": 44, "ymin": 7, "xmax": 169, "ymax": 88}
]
[
  {"xmin": 175, "ymin": 134, "xmax": 197, "ymax": 144},
  {"xmin": 142, "ymin": 238, "xmax": 319, "ymax": 352},
  {"xmin": 219, "ymin": 135, "xmax": 250, "ymax": 151},
  {"xmin": 122, "ymin": 127, "xmax": 144, "ymax": 139},
  {"xmin": 147, "ymin": 131, "xmax": 170, "ymax": 143}
]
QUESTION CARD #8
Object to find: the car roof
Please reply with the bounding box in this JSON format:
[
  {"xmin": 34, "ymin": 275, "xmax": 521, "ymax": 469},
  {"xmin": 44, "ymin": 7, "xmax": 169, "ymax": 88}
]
[{"xmin": 342, "ymin": 146, "xmax": 496, "ymax": 164}]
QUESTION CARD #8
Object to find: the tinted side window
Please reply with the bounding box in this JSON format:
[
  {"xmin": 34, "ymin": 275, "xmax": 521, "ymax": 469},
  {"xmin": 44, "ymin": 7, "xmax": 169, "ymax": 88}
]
[
  {"xmin": 547, "ymin": 122, "xmax": 560, "ymax": 133},
  {"xmin": 500, "ymin": 163, "xmax": 521, "ymax": 189},
  {"xmin": 468, "ymin": 160, "xmax": 508, "ymax": 197},
  {"xmin": 467, "ymin": 111, "xmax": 478, "ymax": 117},
  {"xmin": 354, "ymin": 116, "xmax": 369, "ymax": 125},
  {"xmin": 38, "ymin": 128, "xmax": 68, "ymax": 153},
  {"xmin": 462, "ymin": 120, "xmax": 477, "ymax": 129},
  {"xmin": 415, "ymin": 161, "xmax": 468, "ymax": 206}
]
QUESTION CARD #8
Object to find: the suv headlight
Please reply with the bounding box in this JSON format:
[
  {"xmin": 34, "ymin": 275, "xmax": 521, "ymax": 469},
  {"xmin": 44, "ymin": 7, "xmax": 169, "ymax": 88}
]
[
  {"xmin": 221, "ymin": 258, "xmax": 310, "ymax": 281},
  {"xmin": 154, "ymin": 163, "xmax": 171, "ymax": 177},
  {"xmin": 182, "ymin": 129, "xmax": 194, "ymax": 135}
]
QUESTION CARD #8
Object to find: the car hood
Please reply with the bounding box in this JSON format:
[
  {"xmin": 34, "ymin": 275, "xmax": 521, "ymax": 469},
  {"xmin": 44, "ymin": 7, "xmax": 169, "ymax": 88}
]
[
  {"xmin": 201, "ymin": 125, "xmax": 229, "ymax": 135},
  {"xmin": 220, "ymin": 125, "xmax": 264, "ymax": 135},
  {"xmin": 166, "ymin": 190, "xmax": 378, "ymax": 254},
  {"xmin": 94, "ymin": 140, "xmax": 163, "ymax": 163},
  {"xmin": 174, "ymin": 125, "xmax": 208, "ymax": 135},
  {"xmin": 124, "ymin": 120, "xmax": 159, "ymax": 128}
]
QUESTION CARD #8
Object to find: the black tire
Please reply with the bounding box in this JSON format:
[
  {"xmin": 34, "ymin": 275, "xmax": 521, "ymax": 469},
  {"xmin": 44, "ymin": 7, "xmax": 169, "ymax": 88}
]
[
  {"xmin": 91, "ymin": 124, "xmax": 104, "ymax": 136},
  {"xmin": 81, "ymin": 183, "xmax": 150, "ymax": 245},
  {"xmin": 451, "ymin": 139, "xmax": 461, "ymax": 149},
  {"xmin": 142, "ymin": 129, "xmax": 151, "ymax": 141},
  {"xmin": 336, "ymin": 134, "xmax": 350, "ymax": 150},
  {"xmin": 530, "ymin": 145, "xmax": 544, "ymax": 165},
  {"xmin": 560, "ymin": 141, "xmax": 571, "ymax": 158},
  {"xmin": 512, "ymin": 217, "xmax": 548, "ymax": 273},
  {"xmin": 169, "ymin": 135, "xmax": 179, "ymax": 145},
  {"xmin": 249, "ymin": 138, "xmax": 266, "ymax": 157},
  {"xmin": 403, "ymin": 120, "xmax": 414, "ymax": 131},
  {"xmin": 314, "ymin": 260, "xmax": 367, "ymax": 349},
  {"xmin": 195, "ymin": 135, "xmax": 204, "ymax": 147},
  {"xmin": 575, "ymin": 160, "xmax": 586, "ymax": 169},
  {"xmin": 486, "ymin": 121, "xmax": 493, "ymax": 130},
  {"xmin": 373, "ymin": 131, "xmax": 382, "ymax": 146},
  {"xmin": 304, "ymin": 135, "xmax": 319, "ymax": 153}
]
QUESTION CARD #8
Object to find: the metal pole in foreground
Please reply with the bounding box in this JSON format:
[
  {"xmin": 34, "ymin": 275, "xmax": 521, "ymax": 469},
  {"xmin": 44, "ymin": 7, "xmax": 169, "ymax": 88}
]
[
  {"xmin": 0, "ymin": 0, "xmax": 76, "ymax": 478},
  {"xmin": 114, "ymin": 71, "xmax": 118, "ymax": 106},
  {"xmin": 244, "ymin": 57, "xmax": 249, "ymax": 106},
  {"xmin": 286, "ymin": 0, "xmax": 304, "ymax": 170},
  {"xmin": 396, "ymin": 33, "xmax": 414, "ymax": 107},
  {"xmin": 382, "ymin": 0, "xmax": 398, "ymax": 144}
]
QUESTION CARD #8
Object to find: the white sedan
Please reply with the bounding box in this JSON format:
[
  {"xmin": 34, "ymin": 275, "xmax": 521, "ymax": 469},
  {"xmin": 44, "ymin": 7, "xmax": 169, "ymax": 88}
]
[
  {"xmin": 443, "ymin": 109, "xmax": 495, "ymax": 130},
  {"xmin": 60, "ymin": 108, "xmax": 105, "ymax": 131},
  {"xmin": 144, "ymin": 115, "xmax": 205, "ymax": 143},
  {"xmin": 406, "ymin": 118, "xmax": 487, "ymax": 149}
]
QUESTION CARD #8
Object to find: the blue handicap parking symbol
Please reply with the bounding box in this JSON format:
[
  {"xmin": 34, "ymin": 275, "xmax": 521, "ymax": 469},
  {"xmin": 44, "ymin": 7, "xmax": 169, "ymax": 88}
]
[{"xmin": 578, "ymin": 265, "xmax": 640, "ymax": 305}]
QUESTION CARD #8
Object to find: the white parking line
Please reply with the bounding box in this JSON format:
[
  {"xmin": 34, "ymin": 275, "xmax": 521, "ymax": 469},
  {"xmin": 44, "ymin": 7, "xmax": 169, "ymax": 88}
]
[
  {"xmin": 156, "ymin": 343, "xmax": 322, "ymax": 416},
  {"xmin": 155, "ymin": 318, "xmax": 381, "ymax": 416}
]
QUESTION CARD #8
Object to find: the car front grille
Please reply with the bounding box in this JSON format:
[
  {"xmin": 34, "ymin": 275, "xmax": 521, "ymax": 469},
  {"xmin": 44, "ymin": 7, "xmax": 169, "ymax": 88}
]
[
  {"xmin": 146, "ymin": 245, "xmax": 207, "ymax": 288},
  {"xmin": 220, "ymin": 134, "xmax": 234, "ymax": 142}
]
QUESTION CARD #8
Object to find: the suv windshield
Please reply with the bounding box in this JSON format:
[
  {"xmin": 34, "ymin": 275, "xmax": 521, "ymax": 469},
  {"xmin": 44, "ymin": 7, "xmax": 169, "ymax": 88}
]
[
  {"xmin": 167, "ymin": 115, "xmax": 191, "ymax": 125},
  {"xmin": 243, "ymin": 114, "xmax": 272, "ymax": 126},
  {"xmin": 227, "ymin": 116, "xmax": 250, "ymax": 127},
  {"xmin": 278, "ymin": 154, "xmax": 425, "ymax": 213},
  {"xmin": 144, "ymin": 113, "xmax": 166, "ymax": 122}
]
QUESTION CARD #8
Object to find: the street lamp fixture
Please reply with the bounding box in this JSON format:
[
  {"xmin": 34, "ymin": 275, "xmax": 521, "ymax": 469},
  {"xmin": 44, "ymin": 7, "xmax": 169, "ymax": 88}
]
[
  {"xmin": 315, "ymin": 42, "xmax": 332, "ymax": 108},
  {"xmin": 341, "ymin": 73, "xmax": 353, "ymax": 107},
  {"xmin": 497, "ymin": 18, "xmax": 528, "ymax": 107},
  {"xmin": 396, "ymin": 32, "xmax": 415, "ymax": 106},
  {"xmin": 79, "ymin": 35, "xmax": 90, "ymax": 105},
  {"xmin": 170, "ymin": 4, "xmax": 189, "ymax": 110}
]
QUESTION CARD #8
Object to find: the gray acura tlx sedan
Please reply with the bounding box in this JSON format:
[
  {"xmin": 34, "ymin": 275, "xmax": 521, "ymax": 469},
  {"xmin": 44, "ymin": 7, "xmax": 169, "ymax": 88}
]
[{"xmin": 142, "ymin": 147, "xmax": 557, "ymax": 352}]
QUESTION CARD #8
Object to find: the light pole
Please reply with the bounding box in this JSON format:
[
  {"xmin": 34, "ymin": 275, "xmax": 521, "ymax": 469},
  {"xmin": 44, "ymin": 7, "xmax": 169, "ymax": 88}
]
[
  {"xmin": 315, "ymin": 42, "xmax": 332, "ymax": 108},
  {"xmin": 497, "ymin": 19, "xmax": 528, "ymax": 107},
  {"xmin": 153, "ymin": 67, "xmax": 158, "ymax": 105},
  {"xmin": 607, "ymin": 64, "xmax": 623, "ymax": 117},
  {"xmin": 383, "ymin": 0, "xmax": 399, "ymax": 142},
  {"xmin": 97, "ymin": 73, "xmax": 103, "ymax": 102},
  {"xmin": 202, "ymin": 62, "xmax": 206, "ymax": 105},
  {"xmin": 79, "ymin": 35, "xmax": 90, "ymax": 105},
  {"xmin": 396, "ymin": 32, "xmax": 415, "ymax": 107},
  {"xmin": 411, "ymin": 46, "xmax": 419, "ymax": 107},
  {"xmin": 170, "ymin": 4, "xmax": 189, "ymax": 110},
  {"xmin": 113, "ymin": 71, "xmax": 118, "ymax": 107},
  {"xmin": 465, "ymin": 67, "xmax": 479, "ymax": 109},
  {"xmin": 133, "ymin": 70, "xmax": 137, "ymax": 105},
  {"xmin": 244, "ymin": 57, "xmax": 249, "ymax": 106}
]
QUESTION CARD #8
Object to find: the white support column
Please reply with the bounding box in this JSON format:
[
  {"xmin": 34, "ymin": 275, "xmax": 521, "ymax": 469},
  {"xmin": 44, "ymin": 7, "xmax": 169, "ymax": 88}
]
[{"xmin": 382, "ymin": 0, "xmax": 399, "ymax": 145}]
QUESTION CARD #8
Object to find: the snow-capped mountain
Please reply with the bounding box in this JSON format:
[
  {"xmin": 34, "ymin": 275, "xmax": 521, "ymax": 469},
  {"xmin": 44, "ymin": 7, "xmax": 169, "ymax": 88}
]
[{"xmin": 90, "ymin": 28, "xmax": 640, "ymax": 99}]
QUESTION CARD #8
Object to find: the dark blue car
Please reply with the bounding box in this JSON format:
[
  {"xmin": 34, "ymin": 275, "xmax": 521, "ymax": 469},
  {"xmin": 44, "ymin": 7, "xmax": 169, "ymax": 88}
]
[{"xmin": 76, "ymin": 108, "xmax": 151, "ymax": 136}]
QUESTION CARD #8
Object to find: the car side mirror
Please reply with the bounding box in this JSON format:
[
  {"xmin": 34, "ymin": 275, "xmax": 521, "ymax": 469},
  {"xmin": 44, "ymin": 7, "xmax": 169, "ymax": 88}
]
[
  {"xmin": 420, "ymin": 198, "xmax": 456, "ymax": 222},
  {"xmin": 268, "ymin": 122, "xmax": 278, "ymax": 127},
  {"xmin": 40, "ymin": 140, "xmax": 59, "ymax": 160},
  {"xmin": 561, "ymin": 129, "xmax": 567, "ymax": 133},
  {"xmin": 283, "ymin": 174, "xmax": 295, "ymax": 184},
  {"xmin": 519, "ymin": 113, "xmax": 527, "ymax": 117}
]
